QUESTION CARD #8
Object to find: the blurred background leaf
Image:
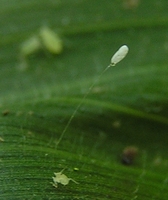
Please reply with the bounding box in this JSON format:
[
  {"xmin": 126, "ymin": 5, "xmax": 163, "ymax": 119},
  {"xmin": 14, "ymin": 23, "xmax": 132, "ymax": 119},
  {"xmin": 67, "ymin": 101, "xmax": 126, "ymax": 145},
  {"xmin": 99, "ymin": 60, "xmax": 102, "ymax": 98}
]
[{"xmin": 0, "ymin": 0, "xmax": 168, "ymax": 199}]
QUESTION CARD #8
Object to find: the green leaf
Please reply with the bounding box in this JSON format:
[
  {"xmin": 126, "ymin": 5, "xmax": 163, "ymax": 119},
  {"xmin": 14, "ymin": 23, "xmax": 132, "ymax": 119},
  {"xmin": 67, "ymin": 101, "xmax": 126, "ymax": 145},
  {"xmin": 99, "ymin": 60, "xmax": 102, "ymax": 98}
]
[{"xmin": 1, "ymin": 1, "xmax": 168, "ymax": 199}]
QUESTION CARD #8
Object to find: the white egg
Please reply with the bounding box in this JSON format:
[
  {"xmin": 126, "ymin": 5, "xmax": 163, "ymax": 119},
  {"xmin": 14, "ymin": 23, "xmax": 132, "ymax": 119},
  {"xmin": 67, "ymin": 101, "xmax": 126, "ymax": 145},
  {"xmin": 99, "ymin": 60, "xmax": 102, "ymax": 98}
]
[{"xmin": 110, "ymin": 45, "xmax": 129, "ymax": 66}]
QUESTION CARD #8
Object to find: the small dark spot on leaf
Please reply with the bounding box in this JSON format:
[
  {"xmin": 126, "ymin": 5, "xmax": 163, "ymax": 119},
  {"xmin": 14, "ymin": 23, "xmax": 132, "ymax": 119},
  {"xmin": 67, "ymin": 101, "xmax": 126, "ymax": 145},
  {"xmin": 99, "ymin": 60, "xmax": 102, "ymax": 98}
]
[
  {"xmin": 2, "ymin": 110, "xmax": 10, "ymax": 116},
  {"xmin": 121, "ymin": 146, "xmax": 138, "ymax": 165}
]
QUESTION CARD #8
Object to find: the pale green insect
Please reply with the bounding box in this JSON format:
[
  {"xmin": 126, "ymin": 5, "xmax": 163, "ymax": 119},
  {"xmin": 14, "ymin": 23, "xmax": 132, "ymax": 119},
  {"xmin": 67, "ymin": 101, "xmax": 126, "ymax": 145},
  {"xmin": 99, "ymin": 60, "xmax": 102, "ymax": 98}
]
[
  {"xmin": 20, "ymin": 35, "xmax": 41, "ymax": 57},
  {"xmin": 52, "ymin": 169, "xmax": 79, "ymax": 188},
  {"xmin": 39, "ymin": 26, "xmax": 63, "ymax": 54}
]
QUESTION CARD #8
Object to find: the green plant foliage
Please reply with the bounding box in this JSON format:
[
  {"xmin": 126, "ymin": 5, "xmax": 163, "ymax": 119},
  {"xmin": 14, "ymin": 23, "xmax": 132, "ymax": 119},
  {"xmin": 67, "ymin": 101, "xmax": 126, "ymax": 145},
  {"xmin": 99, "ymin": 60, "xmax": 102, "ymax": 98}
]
[{"xmin": 0, "ymin": 0, "xmax": 168, "ymax": 199}]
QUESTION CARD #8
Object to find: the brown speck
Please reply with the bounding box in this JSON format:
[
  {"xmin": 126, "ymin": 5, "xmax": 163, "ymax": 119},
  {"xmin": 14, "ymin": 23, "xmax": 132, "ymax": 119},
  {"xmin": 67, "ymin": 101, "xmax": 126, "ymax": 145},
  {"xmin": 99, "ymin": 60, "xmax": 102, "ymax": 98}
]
[
  {"xmin": 153, "ymin": 156, "xmax": 162, "ymax": 166},
  {"xmin": 112, "ymin": 120, "xmax": 121, "ymax": 128},
  {"xmin": 2, "ymin": 110, "xmax": 10, "ymax": 116},
  {"xmin": 27, "ymin": 131, "xmax": 34, "ymax": 137},
  {"xmin": 92, "ymin": 86, "xmax": 105, "ymax": 94},
  {"xmin": 28, "ymin": 111, "xmax": 34, "ymax": 115},
  {"xmin": 122, "ymin": 0, "xmax": 140, "ymax": 10},
  {"xmin": 121, "ymin": 146, "xmax": 138, "ymax": 165}
]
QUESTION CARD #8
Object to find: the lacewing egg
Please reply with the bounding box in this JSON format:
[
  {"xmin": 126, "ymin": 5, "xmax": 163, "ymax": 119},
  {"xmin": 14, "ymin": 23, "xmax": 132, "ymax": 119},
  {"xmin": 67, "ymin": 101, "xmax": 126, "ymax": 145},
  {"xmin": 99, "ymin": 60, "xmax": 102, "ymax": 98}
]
[
  {"xmin": 110, "ymin": 45, "xmax": 129, "ymax": 66},
  {"xmin": 39, "ymin": 26, "xmax": 63, "ymax": 54},
  {"xmin": 20, "ymin": 36, "xmax": 41, "ymax": 57}
]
